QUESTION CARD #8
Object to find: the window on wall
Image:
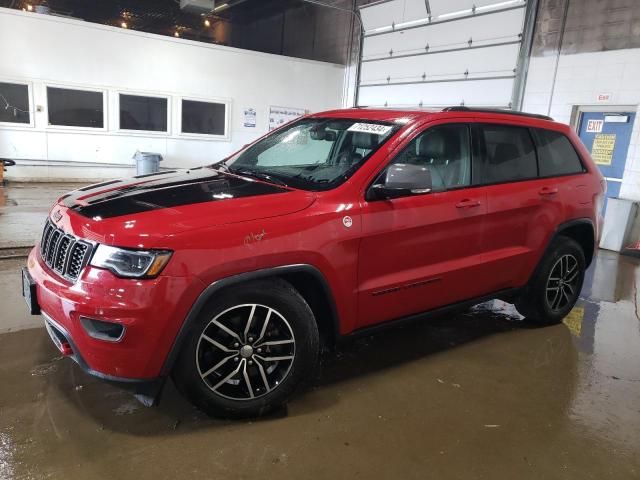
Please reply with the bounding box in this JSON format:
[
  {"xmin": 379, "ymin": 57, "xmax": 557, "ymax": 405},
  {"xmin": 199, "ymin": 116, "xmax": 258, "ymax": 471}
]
[
  {"xmin": 479, "ymin": 125, "xmax": 537, "ymax": 184},
  {"xmin": 47, "ymin": 86, "xmax": 104, "ymax": 128},
  {"xmin": 181, "ymin": 99, "xmax": 226, "ymax": 136},
  {"xmin": 0, "ymin": 82, "xmax": 30, "ymax": 124},
  {"xmin": 533, "ymin": 128, "xmax": 584, "ymax": 177},
  {"xmin": 119, "ymin": 94, "xmax": 168, "ymax": 132}
]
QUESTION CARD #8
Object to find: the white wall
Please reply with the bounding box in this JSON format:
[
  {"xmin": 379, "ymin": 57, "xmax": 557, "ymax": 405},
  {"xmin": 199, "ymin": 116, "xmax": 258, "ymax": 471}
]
[
  {"xmin": 0, "ymin": 8, "xmax": 345, "ymax": 182},
  {"xmin": 522, "ymin": 49, "xmax": 640, "ymax": 200}
]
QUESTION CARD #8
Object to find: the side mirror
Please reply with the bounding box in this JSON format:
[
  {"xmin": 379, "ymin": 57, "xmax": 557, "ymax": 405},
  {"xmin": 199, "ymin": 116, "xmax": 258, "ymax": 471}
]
[{"xmin": 369, "ymin": 164, "xmax": 432, "ymax": 200}]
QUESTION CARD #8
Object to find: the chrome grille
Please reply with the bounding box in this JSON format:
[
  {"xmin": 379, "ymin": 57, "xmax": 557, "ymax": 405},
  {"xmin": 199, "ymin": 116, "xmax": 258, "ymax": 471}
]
[
  {"xmin": 39, "ymin": 220, "xmax": 93, "ymax": 282},
  {"xmin": 67, "ymin": 242, "xmax": 89, "ymax": 278}
]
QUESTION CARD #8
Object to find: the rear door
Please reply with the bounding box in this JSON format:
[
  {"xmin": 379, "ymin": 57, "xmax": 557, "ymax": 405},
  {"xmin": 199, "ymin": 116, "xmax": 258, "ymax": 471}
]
[
  {"xmin": 475, "ymin": 122, "xmax": 564, "ymax": 291},
  {"xmin": 357, "ymin": 121, "xmax": 489, "ymax": 328},
  {"xmin": 531, "ymin": 127, "xmax": 591, "ymax": 212}
]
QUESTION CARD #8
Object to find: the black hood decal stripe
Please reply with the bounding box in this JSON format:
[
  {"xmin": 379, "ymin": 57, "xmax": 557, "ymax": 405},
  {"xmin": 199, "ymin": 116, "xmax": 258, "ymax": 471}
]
[{"xmin": 63, "ymin": 168, "xmax": 289, "ymax": 219}]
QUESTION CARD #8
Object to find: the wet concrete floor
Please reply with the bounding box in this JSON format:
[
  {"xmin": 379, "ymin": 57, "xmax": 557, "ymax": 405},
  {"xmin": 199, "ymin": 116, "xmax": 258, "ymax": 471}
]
[
  {"xmin": 1, "ymin": 251, "xmax": 639, "ymax": 478},
  {"xmin": 0, "ymin": 183, "xmax": 84, "ymax": 249}
]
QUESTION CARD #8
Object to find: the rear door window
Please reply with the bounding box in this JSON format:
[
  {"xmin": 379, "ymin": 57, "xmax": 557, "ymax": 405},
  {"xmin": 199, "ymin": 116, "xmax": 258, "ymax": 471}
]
[
  {"xmin": 532, "ymin": 128, "xmax": 585, "ymax": 177},
  {"xmin": 477, "ymin": 124, "xmax": 537, "ymax": 184}
]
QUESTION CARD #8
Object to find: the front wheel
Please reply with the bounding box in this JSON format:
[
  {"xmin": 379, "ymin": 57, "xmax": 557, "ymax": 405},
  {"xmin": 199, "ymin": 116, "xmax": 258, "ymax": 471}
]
[
  {"xmin": 172, "ymin": 279, "xmax": 319, "ymax": 418},
  {"xmin": 516, "ymin": 236, "xmax": 585, "ymax": 325}
]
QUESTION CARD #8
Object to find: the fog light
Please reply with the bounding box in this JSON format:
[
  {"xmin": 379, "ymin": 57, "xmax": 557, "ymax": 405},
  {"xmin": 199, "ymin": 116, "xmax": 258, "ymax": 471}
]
[{"xmin": 80, "ymin": 317, "xmax": 125, "ymax": 342}]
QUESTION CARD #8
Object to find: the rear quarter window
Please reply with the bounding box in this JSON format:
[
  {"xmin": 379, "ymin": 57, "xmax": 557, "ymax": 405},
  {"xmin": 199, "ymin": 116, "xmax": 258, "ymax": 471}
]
[{"xmin": 533, "ymin": 128, "xmax": 585, "ymax": 177}]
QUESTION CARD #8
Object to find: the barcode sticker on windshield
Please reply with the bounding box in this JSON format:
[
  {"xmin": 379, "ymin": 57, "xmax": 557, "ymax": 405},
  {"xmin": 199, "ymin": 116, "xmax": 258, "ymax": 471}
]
[{"xmin": 347, "ymin": 123, "xmax": 392, "ymax": 135}]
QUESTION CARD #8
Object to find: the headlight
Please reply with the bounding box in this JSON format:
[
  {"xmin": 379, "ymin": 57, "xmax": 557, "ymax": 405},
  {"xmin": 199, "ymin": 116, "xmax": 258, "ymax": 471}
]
[{"xmin": 90, "ymin": 245, "xmax": 172, "ymax": 278}]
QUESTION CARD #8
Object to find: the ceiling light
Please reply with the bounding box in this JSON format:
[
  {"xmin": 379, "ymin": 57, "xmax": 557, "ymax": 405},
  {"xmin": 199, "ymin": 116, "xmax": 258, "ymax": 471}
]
[
  {"xmin": 438, "ymin": 8, "xmax": 473, "ymax": 19},
  {"xmin": 475, "ymin": 0, "xmax": 522, "ymax": 12},
  {"xmin": 213, "ymin": 3, "xmax": 229, "ymax": 11},
  {"xmin": 120, "ymin": 21, "xmax": 128, "ymax": 28},
  {"xmin": 204, "ymin": 19, "xmax": 211, "ymax": 27},
  {"xmin": 368, "ymin": 25, "xmax": 393, "ymax": 34},
  {"xmin": 394, "ymin": 17, "xmax": 430, "ymax": 29}
]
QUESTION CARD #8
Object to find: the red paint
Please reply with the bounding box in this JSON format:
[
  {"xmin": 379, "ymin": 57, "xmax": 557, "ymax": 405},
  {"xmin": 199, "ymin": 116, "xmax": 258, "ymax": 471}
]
[{"xmin": 28, "ymin": 108, "xmax": 604, "ymax": 380}]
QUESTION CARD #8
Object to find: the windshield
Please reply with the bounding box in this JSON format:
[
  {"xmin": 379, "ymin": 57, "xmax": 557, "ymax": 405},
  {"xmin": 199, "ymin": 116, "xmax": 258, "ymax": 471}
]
[{"xmin": 218, "ymin": 118, "xmax": 400, "ymax": 191}]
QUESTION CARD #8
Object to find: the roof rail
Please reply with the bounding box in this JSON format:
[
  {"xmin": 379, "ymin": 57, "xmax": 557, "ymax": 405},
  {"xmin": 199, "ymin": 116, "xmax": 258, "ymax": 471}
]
[{"xmin": 442, "ymin": 106, "xmax": 553, "ymax": 121}]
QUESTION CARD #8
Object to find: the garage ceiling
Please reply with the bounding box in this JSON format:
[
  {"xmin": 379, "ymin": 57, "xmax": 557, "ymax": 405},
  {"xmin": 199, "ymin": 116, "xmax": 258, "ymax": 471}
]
[
  {"xmin": 0, "ymin": 0, "xmax": 292, "ymax": 39},
  {"xmin": 0, "ymin": 0, "xmax": 359, "ymax": 63}
]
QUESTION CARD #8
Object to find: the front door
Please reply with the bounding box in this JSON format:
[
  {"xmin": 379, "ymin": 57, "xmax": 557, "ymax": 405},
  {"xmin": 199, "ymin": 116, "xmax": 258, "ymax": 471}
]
[
  {"xmin": 578, "ymin": 111, "xmax": 636, "ymax": 212},
  {"xmin": 357, "ymin": 122, "xmax": 489, "ymax": 328}
]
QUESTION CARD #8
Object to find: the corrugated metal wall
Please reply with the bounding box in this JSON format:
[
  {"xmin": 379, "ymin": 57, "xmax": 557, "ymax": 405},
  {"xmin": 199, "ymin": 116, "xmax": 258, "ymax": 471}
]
[{"xmin": 532, "ymin": 0, "xmax": 640, "ymax": 56}]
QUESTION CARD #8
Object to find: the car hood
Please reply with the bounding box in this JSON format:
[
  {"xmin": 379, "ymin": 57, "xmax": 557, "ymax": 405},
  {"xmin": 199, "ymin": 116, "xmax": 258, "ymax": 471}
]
[{"xmin": 53, "ymin": 167, "xmax": 316, "ymax": 247}]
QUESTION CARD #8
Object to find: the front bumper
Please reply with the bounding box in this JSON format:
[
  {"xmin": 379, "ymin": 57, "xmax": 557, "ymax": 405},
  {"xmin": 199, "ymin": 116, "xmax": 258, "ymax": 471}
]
[
  {"xmin": 26, "ymin": 246, "xmax": 205, "ymax": 381},
  {"xmin": 40, "ymin": 311, "xmax": 165, "ymax": 405}
]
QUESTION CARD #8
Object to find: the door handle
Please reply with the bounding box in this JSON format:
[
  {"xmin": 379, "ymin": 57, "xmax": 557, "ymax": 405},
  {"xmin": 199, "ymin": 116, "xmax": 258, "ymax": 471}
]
[
  {"xmin": 539, "ymin": 187, "xmax": 559, "ymax": 196},
  {"xmin": 455, "ymin": 199, "xmax": 481, "ymax": 209}
]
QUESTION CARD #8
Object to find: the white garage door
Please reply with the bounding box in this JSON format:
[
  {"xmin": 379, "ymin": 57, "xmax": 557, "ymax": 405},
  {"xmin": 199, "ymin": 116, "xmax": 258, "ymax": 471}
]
[{"xmin": 357, "ymin": 0, "xmax": 532, "ymax": 109}]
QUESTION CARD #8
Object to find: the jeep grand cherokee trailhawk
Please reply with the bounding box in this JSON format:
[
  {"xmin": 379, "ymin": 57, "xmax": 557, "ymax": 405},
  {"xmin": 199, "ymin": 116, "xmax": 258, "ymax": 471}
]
[{"xmin": 23, "ymin": 107, "xmax": 604, "ymax": 418}]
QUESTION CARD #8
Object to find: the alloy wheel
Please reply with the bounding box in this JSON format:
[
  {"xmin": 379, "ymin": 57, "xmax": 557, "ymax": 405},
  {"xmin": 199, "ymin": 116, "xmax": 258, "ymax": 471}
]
[
  {"xmin": 545, "ymin": 254, "xmax": 580, "ymax": 312},
  {"xmin": 196, "ymin": 304, "xmax": 295, "ymax": 401}
]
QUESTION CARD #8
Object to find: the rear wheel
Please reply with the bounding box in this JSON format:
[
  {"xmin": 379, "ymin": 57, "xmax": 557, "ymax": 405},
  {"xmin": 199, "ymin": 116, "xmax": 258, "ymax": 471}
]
[
  {"xmin": 516, "ymin": 236, "xmax": 585, "ymax": 325},
  {"xmin": 172, "ymin": 279, "xmax": 319, "ymax": 418}
]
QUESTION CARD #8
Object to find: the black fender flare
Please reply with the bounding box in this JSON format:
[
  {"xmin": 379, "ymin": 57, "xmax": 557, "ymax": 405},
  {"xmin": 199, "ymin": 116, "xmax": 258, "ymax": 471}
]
[
  {"xmin": 522, "ymin": 217, "xmax": 596, "ymax": 295},
  {"xmin": 553, "ymin": 218, "xmax": 596, "ymax": 264},
  {"xmin": 160, "ymin": 264, "xmax": 340, "ymax": 376}
]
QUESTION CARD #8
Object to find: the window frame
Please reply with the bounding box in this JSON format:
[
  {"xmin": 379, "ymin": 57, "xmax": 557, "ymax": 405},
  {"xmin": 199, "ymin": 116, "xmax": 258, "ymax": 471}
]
[
  {"xmin": 0, "ymin": 78, "xmax": 34, "ymax": 128},
  {"xmin": 116, "ymin": 91, "xmax": 171, "ymax": 135},
  {"xmin": 529, "ymin": 127, "xmax": 587, "ymax": 180},
  {"xmin": 178, "ymin": 95, "xmax": 230, "ymax": 141},
  {"xmin": 366, "ymin": 122, "xmax": 475, "ymax": 200},
  {"xmin": 45, "ymin": 84, "xmax": 108, "ymax": 132},
  {"xmin": 472, "ymin": 122, "xmax": 540, "ymax": 187}
]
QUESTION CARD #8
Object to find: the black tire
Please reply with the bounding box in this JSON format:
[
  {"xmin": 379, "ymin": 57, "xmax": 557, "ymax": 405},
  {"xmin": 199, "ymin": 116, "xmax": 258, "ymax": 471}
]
[
  {"xmin": 172, "ymin": 278, "xmax": 319, "ymax": 418},
  {"xmin": 516, "ymin": 236, "xmax": 585, "ymax": 325}
]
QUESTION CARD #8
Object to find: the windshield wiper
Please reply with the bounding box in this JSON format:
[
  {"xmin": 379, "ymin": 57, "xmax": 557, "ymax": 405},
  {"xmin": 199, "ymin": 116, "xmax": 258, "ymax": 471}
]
[
  {"xmin": 211, "ymin": 161, "xmax": 230, "ymax": 172},
  {"xmin": 230, "ymin": 168, "xmax": 289, "ymax": 187}
]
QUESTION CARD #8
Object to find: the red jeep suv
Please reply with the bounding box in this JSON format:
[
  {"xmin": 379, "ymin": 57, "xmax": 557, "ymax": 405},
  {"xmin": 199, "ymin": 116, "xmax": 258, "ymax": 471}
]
[{"xmin": 23, "ymin": 107, "xmax": 604, "ymax": 417}]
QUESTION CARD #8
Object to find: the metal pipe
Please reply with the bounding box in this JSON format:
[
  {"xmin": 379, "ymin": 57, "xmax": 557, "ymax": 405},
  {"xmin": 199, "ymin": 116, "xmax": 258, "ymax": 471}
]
[
  {"xmin": 547, "ymin": 0, "xmax": 570, "ymax": 116},
  {"xmin": 511, "ymin": 0, "xmax": 540, "ymax": 110},
  {"xmin": 2, "ymin": 158, "xmax": 133, "ymax": 168},
  {"xmin": 300, "ymin": 0, "xmax": 364, "ymax": 107}
]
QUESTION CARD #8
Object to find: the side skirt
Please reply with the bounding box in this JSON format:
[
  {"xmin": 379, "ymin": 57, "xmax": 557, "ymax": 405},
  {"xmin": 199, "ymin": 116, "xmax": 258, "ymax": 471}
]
[{"xmin": 340, "ymin": 287, "xmax": 520, "ymax": 343}]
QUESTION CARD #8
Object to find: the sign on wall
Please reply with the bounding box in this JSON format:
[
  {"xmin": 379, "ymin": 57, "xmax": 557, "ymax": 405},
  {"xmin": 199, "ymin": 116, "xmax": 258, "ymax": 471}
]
[
  {"xmin": 585, "ymin": 119, "xmax": 604, "ymax": 133},
  {"xmin": 243, "ymin": 108, "xmax": 257, "ymax": 128},
  {"xmin": 591, "ymin": 133, "xmax": 617, "ymax": 166},
  {"xmin": 269, "ymin": 106, "xmax": 306, "ymax": 131}
]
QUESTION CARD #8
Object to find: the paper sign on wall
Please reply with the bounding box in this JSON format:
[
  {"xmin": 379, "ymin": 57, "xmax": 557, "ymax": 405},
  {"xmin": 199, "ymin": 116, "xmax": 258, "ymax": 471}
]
[
  {"xmin": 269, "ymin": 106, "xmax": 306, "ymax": 131},
  {"xmin": 585, "ymin": 119, "xmax": 603, "ymax": 133},
  {"xmin": 243, "ymin": 108, "xmax": 257, "ymax": 128},
  {"xmin": 591, "ymin": 133, "xmax": 616, "ymax": 166}
]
